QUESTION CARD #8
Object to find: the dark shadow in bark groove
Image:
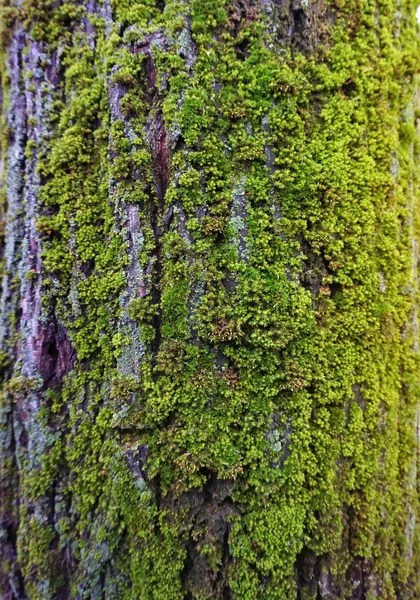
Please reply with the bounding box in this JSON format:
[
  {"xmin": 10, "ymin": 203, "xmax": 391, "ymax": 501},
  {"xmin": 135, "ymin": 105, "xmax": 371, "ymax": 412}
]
[
  {"xmin": 178, "ymin": 472, "xmax": 238, "ymax": 599},
  {"xmin": 37, "ymin": 319, "xmax": 76, "ymax": 389}
]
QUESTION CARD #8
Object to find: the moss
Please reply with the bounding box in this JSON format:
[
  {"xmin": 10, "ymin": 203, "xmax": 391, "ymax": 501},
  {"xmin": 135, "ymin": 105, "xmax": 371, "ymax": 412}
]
[{"xmin": 1, "ymin": 0, "xmax": 420, "ymax": 597}]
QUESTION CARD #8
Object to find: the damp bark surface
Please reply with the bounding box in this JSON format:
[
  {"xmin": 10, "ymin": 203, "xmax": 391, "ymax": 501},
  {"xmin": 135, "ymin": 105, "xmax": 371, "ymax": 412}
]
[{"xmin": 0, "ymin": 0, "xmax": 420, "ymax": 599}]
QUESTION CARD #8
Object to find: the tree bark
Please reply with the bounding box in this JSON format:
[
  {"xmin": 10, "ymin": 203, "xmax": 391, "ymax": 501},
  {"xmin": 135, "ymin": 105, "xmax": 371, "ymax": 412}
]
[{"xmin": 0, "ymin": 0, "xmax": 420, "ymax": 598}]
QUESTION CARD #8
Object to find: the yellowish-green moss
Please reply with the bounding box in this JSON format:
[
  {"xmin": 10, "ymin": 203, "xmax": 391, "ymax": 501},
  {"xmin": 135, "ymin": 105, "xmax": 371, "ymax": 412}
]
[{"xmin": 1, "ymin": 0, "xmax": 420, "ymax": 597}]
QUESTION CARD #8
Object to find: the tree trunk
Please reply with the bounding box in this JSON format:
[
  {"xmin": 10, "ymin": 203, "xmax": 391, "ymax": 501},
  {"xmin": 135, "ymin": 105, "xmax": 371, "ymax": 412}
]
[{"xmin": 0, "ymin": 0, "xmax": 419, "ymax": 598}]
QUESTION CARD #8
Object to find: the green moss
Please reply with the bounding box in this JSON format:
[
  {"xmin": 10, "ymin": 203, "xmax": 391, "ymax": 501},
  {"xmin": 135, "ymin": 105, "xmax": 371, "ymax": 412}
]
[{"xmin": 1, "ymin": 0, "xmax": 420, "ymax": 596}]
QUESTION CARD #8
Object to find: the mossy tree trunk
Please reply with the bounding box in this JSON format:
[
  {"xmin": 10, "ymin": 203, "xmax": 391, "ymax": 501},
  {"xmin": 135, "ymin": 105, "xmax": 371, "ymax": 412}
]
[{"xmin": 0, "ymin": 0, "xmax": 420, "ymax": 598}]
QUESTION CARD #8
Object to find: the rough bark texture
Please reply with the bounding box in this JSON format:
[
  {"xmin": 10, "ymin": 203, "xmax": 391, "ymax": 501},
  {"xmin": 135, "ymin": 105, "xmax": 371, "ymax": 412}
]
[{"xmin": 0, "ymin": 0, "xmax": 420, "ymax": 598}]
